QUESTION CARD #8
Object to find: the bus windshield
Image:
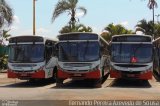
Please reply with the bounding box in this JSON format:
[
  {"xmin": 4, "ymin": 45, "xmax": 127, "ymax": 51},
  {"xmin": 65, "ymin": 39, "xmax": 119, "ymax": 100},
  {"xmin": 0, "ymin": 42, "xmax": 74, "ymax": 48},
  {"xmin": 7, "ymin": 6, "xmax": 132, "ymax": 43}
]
[
  {"xmin": 111, "ymin": 44, "xmax": 152, "ymax": 63},
  {"xmin": 59, "ymin": 42, "xmax": 99, "ymax": 62},
  {"xmin": 9, "ymin": 44, "xmax": 45, "ymax": 63}
]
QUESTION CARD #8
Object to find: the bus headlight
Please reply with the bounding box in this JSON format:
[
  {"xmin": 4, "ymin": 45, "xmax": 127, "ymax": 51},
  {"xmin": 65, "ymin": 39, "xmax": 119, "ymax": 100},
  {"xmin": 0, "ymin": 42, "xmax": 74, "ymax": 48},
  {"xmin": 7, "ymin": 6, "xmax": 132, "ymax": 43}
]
[
  {"xmin": 110, "ymin": 65, "xmax": 117, "ymax": 71},
  {"xmin": 92, "ymin": 65, "xmax": 99, "ymax": 71},
  {"xmin": 140, "ymin": 68, "xmax": 152, "ymax": 74},
  {"xmin": 36, "ymin": 66, "xmax": 44, "ymax": 72}
]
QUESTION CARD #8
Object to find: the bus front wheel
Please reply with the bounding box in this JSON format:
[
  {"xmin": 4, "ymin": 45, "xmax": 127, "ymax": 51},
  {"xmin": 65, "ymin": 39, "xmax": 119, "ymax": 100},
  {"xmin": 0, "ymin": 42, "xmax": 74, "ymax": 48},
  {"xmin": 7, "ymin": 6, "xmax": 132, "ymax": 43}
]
[
  {"xmin": 94, "ymin": 79, "xmax": 102, "ymax": 88},
  {"xmin": 56, "ymin": 78, "xmax": 64, "ymax": 87}
]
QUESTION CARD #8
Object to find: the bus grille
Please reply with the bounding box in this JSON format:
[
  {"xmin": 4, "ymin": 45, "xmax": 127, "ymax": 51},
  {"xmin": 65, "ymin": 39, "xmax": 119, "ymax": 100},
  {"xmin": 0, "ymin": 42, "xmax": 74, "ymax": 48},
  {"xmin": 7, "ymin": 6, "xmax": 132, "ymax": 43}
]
[
  {"xmin": 115, "ymin": 64, "xmax": 148, "ymax": 68},
  {"xmin": 64, "ymin": 63, "xmax": 91, "ymax": 67}
]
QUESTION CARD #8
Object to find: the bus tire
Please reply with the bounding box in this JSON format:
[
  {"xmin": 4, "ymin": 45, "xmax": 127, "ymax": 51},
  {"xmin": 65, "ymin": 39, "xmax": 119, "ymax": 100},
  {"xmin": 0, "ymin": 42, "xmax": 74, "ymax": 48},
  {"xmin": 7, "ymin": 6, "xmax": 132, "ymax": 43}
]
[
  {"xmin": 56, "ymin": 78, "xmax": 64, "ymax": 87},
  {"xmin": 94, "ymin": 79, "xmax": 102, "ymax": 88},
  {"xmin": 52, "ymin": 67, "xmax": 57, "ymax": 81},
  {"xmin": 29, "ymin": 79, "xmax": 36, "ymax": 83}
]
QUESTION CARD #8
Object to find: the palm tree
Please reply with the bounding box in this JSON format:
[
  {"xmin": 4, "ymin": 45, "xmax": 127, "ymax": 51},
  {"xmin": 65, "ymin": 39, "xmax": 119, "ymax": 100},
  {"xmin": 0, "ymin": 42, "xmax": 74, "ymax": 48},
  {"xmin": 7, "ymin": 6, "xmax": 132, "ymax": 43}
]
[
  {"xmin": 51, "ymin": 0, "xmax": 87, "ymax": 29},
  {"xmin": 147, "ymin": 0, "xmax": 158, "ymax": 39},
  {"xmin": 0, "ymin": 0, "xmax": 13, "ymax": 28},
  {"xmin": 102, "ymin": 23, "xmax": 133, "ymax": 41},
  {"xmin": 0, "ymin": 29, "xmax": 11, "ymax": 45},
  {"xmin": 136, "ymin": 19, "xmax": 160, "ymax": 38},
  {"xmin": 136, "ymin": 19, "xmax": 153, "ymax": 35},
  {"xmin": 59, "ymin": 24, "xmax": 92, "ymax": 34},
  {"xmin": 104, "ymin": 23, "xmax": 132, "ymax": 36}
]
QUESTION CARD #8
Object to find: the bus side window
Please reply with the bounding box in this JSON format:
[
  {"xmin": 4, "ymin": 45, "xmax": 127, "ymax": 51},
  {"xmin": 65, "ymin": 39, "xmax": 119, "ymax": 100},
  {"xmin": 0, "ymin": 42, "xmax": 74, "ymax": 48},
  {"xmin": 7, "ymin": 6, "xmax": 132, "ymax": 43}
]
[
  {"xmin": 45, "ymin": 41, "xmax": 53, "ymax": 63},
  {"xmin": 54, "ymin": 43, "xmax": 59, "ymax": 57}
]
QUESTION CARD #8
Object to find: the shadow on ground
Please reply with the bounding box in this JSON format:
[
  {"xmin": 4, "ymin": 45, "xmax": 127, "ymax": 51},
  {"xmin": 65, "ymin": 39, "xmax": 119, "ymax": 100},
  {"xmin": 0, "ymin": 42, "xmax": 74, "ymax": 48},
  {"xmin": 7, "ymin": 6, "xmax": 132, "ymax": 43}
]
[
  {"xmin": 153, "ymin": 71, "xmax": 160, "ymax": 82},
  {"xmin": 52, "ymin": 74, "xmax": 109, "ymax": 89},
  {"xmin": 107, "ymin": 78, "xmax": 152, "ymax": 88},
  {"xmin": 0, "ymin": 78, "xmax": 55, "ymax": 88},
  {"xmin": 52, "ymin": 79, "xmax": 97, "ymax": 89}
]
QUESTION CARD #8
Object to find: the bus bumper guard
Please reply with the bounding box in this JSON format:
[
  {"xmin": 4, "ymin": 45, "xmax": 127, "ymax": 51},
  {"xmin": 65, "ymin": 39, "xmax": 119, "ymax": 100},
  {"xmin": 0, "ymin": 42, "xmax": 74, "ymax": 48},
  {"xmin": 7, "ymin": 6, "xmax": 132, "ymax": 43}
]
[
  {"xmin": 110, "ymin": 70, "xmax": 152, "ymax": 80},
  {"xmin": 57, "ymin": 69, "xmax": 101, "ymax": 79},
  {"xmin": 7, "ymin": 69, "xmax": 45, "ymax": 79}
]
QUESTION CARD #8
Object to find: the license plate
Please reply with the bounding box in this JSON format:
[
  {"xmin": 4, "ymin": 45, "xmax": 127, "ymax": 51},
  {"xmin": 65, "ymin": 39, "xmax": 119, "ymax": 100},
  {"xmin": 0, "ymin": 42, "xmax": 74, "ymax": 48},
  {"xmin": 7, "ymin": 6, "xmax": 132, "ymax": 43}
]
[
  {"xmin": 21, "ymin": 73, "xmax": 28, "ymax": 76},
  {"xmin": 73, "ymin": 74, "xmax": 82, "ymax": 77},
  {"xmin": 127, "ymin": 74, "xmax": 135, "ymax": 77}
]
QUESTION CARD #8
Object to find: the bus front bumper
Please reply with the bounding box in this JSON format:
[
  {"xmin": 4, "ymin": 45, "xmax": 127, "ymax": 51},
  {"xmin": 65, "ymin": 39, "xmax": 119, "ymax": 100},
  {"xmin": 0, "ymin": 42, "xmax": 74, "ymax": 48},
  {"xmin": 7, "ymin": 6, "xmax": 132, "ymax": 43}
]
[
  {"xmin": 110, "ymin": 70, "xmax": 152, "ymax": 80},
  {"xmin": 57, "ymin": 69, "xmax": 101, "ymax": 79},
  {"xmin": 7, "ymin": 69, "xmax": 45, "ymax": 79}
]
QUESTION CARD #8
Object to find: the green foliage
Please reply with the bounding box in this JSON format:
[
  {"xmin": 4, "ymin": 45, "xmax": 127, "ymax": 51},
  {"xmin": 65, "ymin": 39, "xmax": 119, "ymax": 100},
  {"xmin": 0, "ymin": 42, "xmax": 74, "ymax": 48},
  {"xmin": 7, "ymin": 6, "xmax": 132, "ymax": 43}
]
[
  {"xmin": 0, "ymin": 0, "xmax": 13, "ymax": 28},
  {"xmin": 154, "ymin": 23, "xmax": 160, "ymax": 38},
  {"xmin": 147, "ymin": 0, "xmax": 158, "ymax": 9},
  {"xmin": 0, "ymin": 45, "xmax": 8, "ymax": 70},
  {"xmin": 0, "ymin": 30, "xmax": 11, "ymax": 45},
  {"xmin": 59, "ymin": 24, "xmax": 92, "ymax": 34},
  {"xmin": 102, "ymin": 23, "xmax": 133, "ymax": 41},
  {"xmin": 136, "ymin": 19, "xmax": 153, "ymax": 35},
  {"xmin": 101, "ymin": 31, "xmax": 111, "ymax": 42},
  {"xmin": 0, "ymin": 54, "xmax": 8, "ymax": 70},
  {"xmin": 0, "ymin": 30, "xmax": 10, "ymax": 70},
  {"xmin": 136, "ymin": 19, "xmax": 160, "ymax": 38},
  {"xmin": 51, "ymin": 0, "xmax": 87, "ymax": 29}
]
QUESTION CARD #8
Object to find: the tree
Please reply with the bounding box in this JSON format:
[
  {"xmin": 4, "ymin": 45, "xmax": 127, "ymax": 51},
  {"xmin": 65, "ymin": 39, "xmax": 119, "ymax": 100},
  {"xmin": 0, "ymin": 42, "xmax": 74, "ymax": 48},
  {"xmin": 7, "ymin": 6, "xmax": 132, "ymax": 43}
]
[
  {"xmin": 136, "ymin": 19, "xmax": 160, "ymax": 38},
  {"xmin": 59, "ymin": 24, "xmax": 92, "ymax": 34},
  {"xmin": 0, "ymin": 29, "xmax": 11, "ymax": 45},
  {"xmin": 0, "ymin": 0, "xmax": 13, "ymax": 28},
  {"xmin": 136, "ymin": 19, "xmax": 153, "ymax": 35},
  {"xmin": 154, "ymin": 23, "xmax": 160, "ymax": 38},
  {"xmin": 147, "ymin": 0, "xmax": 158, "ymax": 39},
  {"xmin": 101, "ymin": 31, "xmax": 111, "ymax": 42},
  {"xmin": 101, "ymin": 23, "xmax": 133, "ymax": 42},
  {"xmin": 0, "ymin": 30, "xmax": 11, "ymax": 70},
  {"xmin": 51, "ymin": 0, "xmax": 87, "ymax": 29}
]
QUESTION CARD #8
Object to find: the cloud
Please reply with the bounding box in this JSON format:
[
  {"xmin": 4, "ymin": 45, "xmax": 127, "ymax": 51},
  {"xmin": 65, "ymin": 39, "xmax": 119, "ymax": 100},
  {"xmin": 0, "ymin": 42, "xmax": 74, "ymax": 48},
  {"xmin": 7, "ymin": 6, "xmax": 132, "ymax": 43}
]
[
  {"xmin": 37, "ymin": 28, "xmax": 50, "ymax": 35},
  {"xmin": 10, "ymin": 27, "xmax": 51, "ymax": 37},
  {"xmin": 13, "ymin": 15, "xmax": 20, "ymax": 24},
  {"xmin": 120, "ymin": 21, "xmax": 129, "ymax": 26},
  {"xmin": 76, "ymin": 12, "xmax": 85, "ymax": 17},
  {"xmin": 10, "ymin": 15, "xmax": 20, "ymax": 30}
]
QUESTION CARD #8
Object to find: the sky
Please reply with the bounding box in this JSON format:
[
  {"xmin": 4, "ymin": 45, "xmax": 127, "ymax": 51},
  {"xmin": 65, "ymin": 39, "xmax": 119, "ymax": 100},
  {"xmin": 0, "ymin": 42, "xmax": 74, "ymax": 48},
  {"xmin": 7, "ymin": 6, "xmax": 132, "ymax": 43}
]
[{"xmin": 5, "ymin": 0, "xmax": 160, "ymax": 39}]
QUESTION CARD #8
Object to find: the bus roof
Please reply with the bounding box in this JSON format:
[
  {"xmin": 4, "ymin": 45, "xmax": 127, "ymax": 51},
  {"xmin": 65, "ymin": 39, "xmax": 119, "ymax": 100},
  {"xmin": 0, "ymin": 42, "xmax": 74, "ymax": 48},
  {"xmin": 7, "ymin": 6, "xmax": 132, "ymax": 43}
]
[
  {"xmin": 112, "ymin": 34, "xmax": 152, "ymax": 38},
  {"xmin": 9, "ymin": 35, "xmax": 58, "ymax": 42},
  {"xmin": 111, "ymin": 34, "xmax": 152, "ymax": 43},
  {"xmin": 57, "ymin": 32, "xmax": 98, "ymax": 37},
  {"xmin": 57, "ymin": 32, "xmax": 109, "ymax": 45}
]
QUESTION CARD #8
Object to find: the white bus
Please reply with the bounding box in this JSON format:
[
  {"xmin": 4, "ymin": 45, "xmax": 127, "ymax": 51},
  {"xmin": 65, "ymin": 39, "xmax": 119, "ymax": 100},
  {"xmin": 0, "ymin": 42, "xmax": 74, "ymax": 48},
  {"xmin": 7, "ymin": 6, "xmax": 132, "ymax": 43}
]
[
  {"xmin": 56, "ymin": 32, "xmax": 110, "ymax": 87},
  {"xmin": 110, "ymin": 34, "xmax": 153, "ymax": 80},
  {"xmin": 153, "ymin": 37, "xmax": 160, "ymax": 77},
  {"xmin": 7, "ymin": 35, "xmax": 58, "ymax": 81}
]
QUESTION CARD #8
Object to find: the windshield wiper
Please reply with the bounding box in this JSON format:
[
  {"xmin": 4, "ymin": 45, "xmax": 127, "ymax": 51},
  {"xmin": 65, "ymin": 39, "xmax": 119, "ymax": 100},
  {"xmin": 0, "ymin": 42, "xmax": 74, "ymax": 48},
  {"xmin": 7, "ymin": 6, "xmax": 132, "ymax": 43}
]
[
  {"xmin": 130, "ymin": 43, "xmax": 143, "ymax": 63},
  {"xmin": 83, "ymin": 41, "xmax": 89, "ymax": 60},
  {"xmin": 132, "ymin": 43, "xmax": 143, "ymax": 57}
]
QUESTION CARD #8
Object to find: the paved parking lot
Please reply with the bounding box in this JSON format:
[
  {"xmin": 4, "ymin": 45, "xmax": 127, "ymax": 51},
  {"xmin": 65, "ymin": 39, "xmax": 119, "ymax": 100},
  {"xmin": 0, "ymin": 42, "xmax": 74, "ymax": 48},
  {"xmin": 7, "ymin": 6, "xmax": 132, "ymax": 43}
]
[{"xmin": 0, "ymin": 73, "xmax": 160, "ymax": 101}]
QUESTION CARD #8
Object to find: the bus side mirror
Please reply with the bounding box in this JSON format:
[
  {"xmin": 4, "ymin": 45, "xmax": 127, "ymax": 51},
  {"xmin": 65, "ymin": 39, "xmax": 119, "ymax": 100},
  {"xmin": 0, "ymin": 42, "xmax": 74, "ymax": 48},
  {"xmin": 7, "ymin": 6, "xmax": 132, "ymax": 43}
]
[{"xmin": 55, "ymin": 43, "xmax": 59, "ymax": 57}]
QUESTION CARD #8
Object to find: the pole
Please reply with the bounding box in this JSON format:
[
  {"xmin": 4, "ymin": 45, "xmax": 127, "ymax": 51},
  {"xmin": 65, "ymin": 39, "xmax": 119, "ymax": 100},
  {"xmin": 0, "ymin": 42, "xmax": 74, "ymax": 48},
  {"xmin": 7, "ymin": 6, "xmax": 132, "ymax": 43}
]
[
  {"xmin": 33, "ymin": 0, "xmax": 36, "ymax": 35},
  {"xmin": 153, "ymin": 7, "xmax": 155, "ymax": 39}
]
